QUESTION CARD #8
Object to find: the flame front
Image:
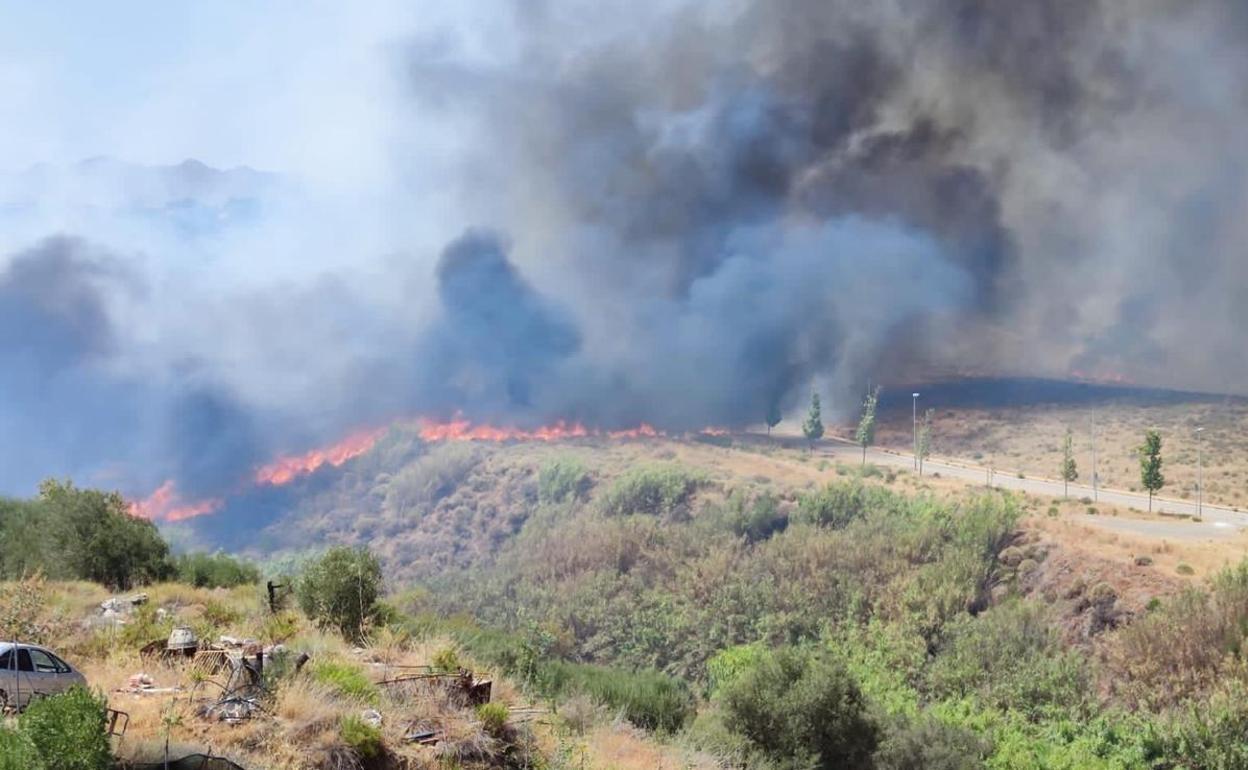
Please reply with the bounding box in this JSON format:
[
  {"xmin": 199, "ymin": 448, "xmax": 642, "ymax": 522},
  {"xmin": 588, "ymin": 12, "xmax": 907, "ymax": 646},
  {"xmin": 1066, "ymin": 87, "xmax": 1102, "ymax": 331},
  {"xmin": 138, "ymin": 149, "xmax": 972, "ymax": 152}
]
[
  {"xmin": 127, "ymin": 480, "xmax": 222, "ymax": 522},
  {"xmin": 416, "ymin": 416, "xmax": 662, "ymax": 442},
  {"xmin": 255, "ymin": 427, "xmax": 387, "ymax": 486},
  {"xmin": 130, "ymin": 416, "xmax": 686, "ymax": 521}
]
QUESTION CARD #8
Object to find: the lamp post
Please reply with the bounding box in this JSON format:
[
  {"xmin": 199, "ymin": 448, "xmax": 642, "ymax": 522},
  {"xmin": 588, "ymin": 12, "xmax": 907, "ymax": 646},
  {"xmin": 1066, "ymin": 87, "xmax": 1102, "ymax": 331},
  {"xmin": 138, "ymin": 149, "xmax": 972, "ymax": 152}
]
[
  {"xmin": 1197, "ymin": 426, "xmax": 1204, "ymax": 519},
  {"xmin": 911, "ymin": 392, "xmax": 920, "ymax": 470}
]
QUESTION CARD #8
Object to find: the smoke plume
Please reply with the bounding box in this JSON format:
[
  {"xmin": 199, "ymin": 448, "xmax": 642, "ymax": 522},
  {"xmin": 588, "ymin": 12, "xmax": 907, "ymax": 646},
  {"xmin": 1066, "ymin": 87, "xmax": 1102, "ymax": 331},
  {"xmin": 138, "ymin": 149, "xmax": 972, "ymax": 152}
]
[{"xmin": 2, "ymin": 0, "xmax": 1248, "ymax": 506}]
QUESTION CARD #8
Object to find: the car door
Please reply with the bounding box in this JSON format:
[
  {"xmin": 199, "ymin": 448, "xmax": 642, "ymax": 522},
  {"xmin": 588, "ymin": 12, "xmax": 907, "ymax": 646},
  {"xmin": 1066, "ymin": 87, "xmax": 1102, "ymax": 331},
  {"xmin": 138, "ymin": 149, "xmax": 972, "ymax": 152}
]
[{"xmin": 26, "ymin": 648, "xmax": 68, "ymax": 698}]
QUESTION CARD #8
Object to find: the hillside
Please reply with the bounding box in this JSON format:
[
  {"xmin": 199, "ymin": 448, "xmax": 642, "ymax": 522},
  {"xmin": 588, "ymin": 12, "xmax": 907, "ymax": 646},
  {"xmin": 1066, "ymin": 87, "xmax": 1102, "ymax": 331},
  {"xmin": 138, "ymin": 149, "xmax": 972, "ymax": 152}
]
[{"xmin": 156, "ymin": 422, "xmax": 1248, "ymax": 767}]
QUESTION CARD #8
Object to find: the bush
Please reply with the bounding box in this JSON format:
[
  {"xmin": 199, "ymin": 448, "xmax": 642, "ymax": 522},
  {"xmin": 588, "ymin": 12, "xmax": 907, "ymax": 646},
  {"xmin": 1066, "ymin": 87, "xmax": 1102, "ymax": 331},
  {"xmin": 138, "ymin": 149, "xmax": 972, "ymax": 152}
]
[
  {"xmin": 309, "ymin": 660, "xmax": 379, "ymax": 702},
  {"xmin": 384, "ymin": 443, "xmax": 479, "ymax": 516},
  {"xmin": 296, "ymin": 546, "xmax": 383, "ymax": 641},
  {"xmin": 538, "ymin": 661, "xmax": 694, "ymax": 733},
  {"xmin": 477, "ymin": 702, "xmax": 510, "ymax": 739},
  {"xmin": 174, "ymin": 551, "xmax": 260, "ymax": 588},
  {"xmin": 1176, "ymin": 563, "xmax": 1194, "ymax": 576},
  {"xmin": 926, "ymin": 600, "xmax": 1090, "ymax": 721},
  {"xmin": 539, "ymin": 458, "xmax": 591, "ymax": 504},
  {"xmin": 0, "ymin": 726, "xmax": 45, "ymax": 770},
  {"xmin": 792, "ymin": 481, "xmax": 893, "ymax": 529},
  {"xmin": 720, "ymin": 646, "xmax": 879, "ymax": 769},
  {"xmin": 712, "ymin": 491, "xmax": 787, "ymax": 543},
  {"xmin": 18, "ymin": 687, "xmax": 112, "ymax": 770},
  {"xmin": 875, "ymin": 714, "xmax": 991, "ymax": 770},
  {"xmin": 339, "ymin": 714, "xmax": 383, "ymax": 759},
  {"xmin": 598, "ymin": 465, "xmax": 704, "ymax": 518}
]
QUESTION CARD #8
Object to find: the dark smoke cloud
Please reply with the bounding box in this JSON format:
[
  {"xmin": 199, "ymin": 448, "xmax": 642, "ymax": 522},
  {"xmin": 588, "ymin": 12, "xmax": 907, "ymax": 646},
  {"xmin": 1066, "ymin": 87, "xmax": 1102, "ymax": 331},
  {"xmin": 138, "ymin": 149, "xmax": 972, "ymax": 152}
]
[{"xmin": 4, "ymin": 0, "xmax": 1248, "ymax": 506}]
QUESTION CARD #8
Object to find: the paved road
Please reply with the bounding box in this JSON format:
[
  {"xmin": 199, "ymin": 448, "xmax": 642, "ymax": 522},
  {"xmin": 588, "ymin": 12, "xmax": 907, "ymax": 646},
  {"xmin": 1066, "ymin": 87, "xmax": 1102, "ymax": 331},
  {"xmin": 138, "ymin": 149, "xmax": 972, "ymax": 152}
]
[{"xmin": 750, "ymin": 432, "xmax": 1248, "ymax": 532}]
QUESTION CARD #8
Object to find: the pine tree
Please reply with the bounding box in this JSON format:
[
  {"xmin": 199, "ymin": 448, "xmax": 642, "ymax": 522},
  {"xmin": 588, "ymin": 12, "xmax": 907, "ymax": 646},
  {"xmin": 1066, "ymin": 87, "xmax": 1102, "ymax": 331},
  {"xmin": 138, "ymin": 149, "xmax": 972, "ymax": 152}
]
[
  {"xmin": 1061, "ymin": 427, "xmax": 1078, "ymax": 498},
  {"xmin": 802, "ymin": 392, "xmax": 824, "ymax": 445},
  {"xmin": 855, "ymin": 387, "xmax": 880, "ymax": 466},
  {"xmin": 1138, "ymin": 429, "xmax": 1165, "ymax": 512},
  {"xmin": 918, "ymin": 409, "xmax": 933, "ymax": 475},
  {"xmin": 766, "ymin": 401, "xmax": 782, "ymax": 436}
]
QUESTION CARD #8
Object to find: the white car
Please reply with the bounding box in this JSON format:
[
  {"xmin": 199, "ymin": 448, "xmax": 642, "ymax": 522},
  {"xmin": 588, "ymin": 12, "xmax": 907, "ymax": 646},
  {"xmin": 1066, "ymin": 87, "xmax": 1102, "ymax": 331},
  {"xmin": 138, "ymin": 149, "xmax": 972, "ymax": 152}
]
[{"xmin": 0, "ymin": 642, "xmax": 88, "ymax": 710}]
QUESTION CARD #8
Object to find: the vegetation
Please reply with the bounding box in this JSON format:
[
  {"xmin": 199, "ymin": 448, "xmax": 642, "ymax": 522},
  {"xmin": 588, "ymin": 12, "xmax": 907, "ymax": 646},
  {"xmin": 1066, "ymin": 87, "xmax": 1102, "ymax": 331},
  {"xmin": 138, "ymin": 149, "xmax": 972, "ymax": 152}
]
[
  {"xmin": 719, "ymin": 645, "xmax": 878, "ymax": 769},
  {"xmin": 538, "ymin": 457, "xmax": 591, "ymax": 504},
  {"xmin": 802, "ymin": 392, "xmax": 824, "ymax": 443},
  {"xmin": 1138, "ymin": 428, "xmax": 1165, "ymax": 511},
  {"xmin": 0, "ymin": 480, "xmax": 171, "ymax": 589},
  {"xmin": 338, "ymin": 714, "xmax": 384, "ymax": 759},
  {"xmin": 918, "ymin": 408, "xmax": 933, "ymax": 475},
  {"xmin": 597, "ymin": 464, "xmax": 704, "ymax": 518},
  {"xmin": 18, "ymin": 687, "xmax": 112, "ymax": 770},
  {"xmin": 856, "ymin": 386, "xmax": 880, "ymax": 465},
  {"xmin": 173, "ymin": 550, "xmax": 260, "ymax": 588},
  {"xmin": 765, "ymin": 400, "xmax": 783, "ymax": 435},
  {"xmin": 1061, "ymin": 428, "xmax": 1078, "ymax": 498},
  {"xmin": 296, "ymin": 546, "xmax": 383, "ymax": 642}
]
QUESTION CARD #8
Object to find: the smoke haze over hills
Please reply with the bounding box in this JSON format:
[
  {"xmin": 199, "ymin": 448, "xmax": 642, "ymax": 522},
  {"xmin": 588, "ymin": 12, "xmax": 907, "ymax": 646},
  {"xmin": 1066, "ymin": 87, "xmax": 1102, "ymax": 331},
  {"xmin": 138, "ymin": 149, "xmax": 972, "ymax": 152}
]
[{"xmin": 2, "ymin": 0, "xmax": 1247, "ymax": 503}]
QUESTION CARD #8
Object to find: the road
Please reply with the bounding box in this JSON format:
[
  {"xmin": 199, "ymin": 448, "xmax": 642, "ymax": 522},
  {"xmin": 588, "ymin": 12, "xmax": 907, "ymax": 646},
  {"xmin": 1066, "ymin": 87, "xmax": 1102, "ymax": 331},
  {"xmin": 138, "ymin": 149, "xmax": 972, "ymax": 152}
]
[{"xmin": 751, "ymin": 432, "xmax": 1248, "ymax": 532}]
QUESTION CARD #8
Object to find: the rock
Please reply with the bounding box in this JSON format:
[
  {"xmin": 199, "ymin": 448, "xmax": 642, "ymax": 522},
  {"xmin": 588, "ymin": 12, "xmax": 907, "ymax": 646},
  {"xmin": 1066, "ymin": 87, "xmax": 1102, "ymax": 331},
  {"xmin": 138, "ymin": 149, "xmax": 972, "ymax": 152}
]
[{"xmin": 361, "ymin": 709, "xmax": 383, "ymax": 728}]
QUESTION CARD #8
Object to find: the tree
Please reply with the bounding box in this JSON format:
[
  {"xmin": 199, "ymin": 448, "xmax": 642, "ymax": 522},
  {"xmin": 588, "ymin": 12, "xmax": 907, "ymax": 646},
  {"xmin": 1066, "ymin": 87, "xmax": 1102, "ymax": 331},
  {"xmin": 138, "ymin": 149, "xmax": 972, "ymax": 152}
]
[
  {"xmin": 1060, "ymin": 428, "xmax": 1078, "ymax": 499},
  {"xmin": 802, "ymin": 393, "xmax": 824, "ymax": 445},
  {"xmin": 296, "ymin": 546, "xmax": 383, "ymax": 642},
  {"xmin": 720, "ymin": 646, "xmax": 879, "ymax": 769},
  {"xmin": 765, "ymin": 400, "xmax": 783, "ymax": 436},
  {"xmin": 1138, "ymin": 429, "xmax": 1165, "ymax": 512},
  {"xmin": 918, "ymin": 409, "xmax": 933, "ymax": 476},
  {"xmin": 855, "ymin": 387, "xmax": 880, "ymax": 466},
  {"xmin": 34, "ymin": 479, "xmax": 172, "ymax": 589}
]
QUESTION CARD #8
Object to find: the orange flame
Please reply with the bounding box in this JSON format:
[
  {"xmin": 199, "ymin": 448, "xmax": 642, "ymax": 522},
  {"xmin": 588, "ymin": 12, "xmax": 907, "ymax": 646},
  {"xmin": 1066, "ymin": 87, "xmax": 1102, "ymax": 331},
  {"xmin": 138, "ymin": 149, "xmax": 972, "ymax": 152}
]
[
  {"xmin": 255, "ymin": 427, "xmax": 387, "ymax": 486},
  {"xmin": 127, "ymin": 480, "xmax": 222, "ymax": 522},
  {"xmin": 417, "ymin": 416, "xmax": 662, "ymax": 442}
]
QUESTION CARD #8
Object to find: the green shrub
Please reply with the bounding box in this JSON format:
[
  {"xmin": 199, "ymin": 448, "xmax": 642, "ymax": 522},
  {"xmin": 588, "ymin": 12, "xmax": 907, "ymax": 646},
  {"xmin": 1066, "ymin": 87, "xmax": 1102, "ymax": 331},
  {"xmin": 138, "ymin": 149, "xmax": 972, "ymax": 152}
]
[
  {"xmin": 712, "ymin": 491, "xmax": 787, "ymax": 543},
  {"xmin": 720, "ymin": 646, "xmax": 878, "ymax": 769},
  {"xmin": 477, "ymin": 702, "xmax": 510, "ymax": 739},
  {"xmin": 174, "ymin": 551, "xmax": 260, "ymax": 588},
  {"xmin": 432, "ymin": 645, "xmax": 461, "ymax": 673},
  {"xmin": 792, "ymin": 481, "xmax": 894, "ymax": 529},
  {"xmin": 539, "ymin": 458, "xmax": 591, "ymax": 503},
  {"xmin": 537, "ymin": 661, "xmax": 693, "ymax": 733},
  {"xmin": 598, "ymin": 465, "xmax": 704, "ymax": 518},
  {"xmin": 926, "ymin": 600, "xmax": 1090, "ymax": 721},
  {"xmin": 1176, "ymin": 563, "xmax": 1194, "ymax": 576},
  {"xmin": 875, "ymin": 713, "xmax": 991, "ymax": 770},
  {"xmin": 0, "ymin": 726, "xmax": 45, "ymax": 770},
  {"xmin": 309, "ymin": 660, "xmax": 379, "ymax": 702},
  {"xmin": 339, "ymin": 714, "xmax": 383, "ymax": 759},
  {"xmin": 296, "ymin": 546, "xmax": 383, "ymax": 641},
  {"xmin": 18, "ymin": 687, "xmax": 112, "ymax": 770},
  {"xmin": 706, "ymin": 642, "xmax": 767, "ymax": 695}
]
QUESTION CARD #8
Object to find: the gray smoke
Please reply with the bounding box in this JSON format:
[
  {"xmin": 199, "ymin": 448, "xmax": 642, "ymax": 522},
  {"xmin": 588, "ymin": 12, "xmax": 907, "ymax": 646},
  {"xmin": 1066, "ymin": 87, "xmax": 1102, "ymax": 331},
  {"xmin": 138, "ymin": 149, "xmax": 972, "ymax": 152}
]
[{"xmin": 2, "ymin": 0, "xmax": 1247, "ymax": 505}]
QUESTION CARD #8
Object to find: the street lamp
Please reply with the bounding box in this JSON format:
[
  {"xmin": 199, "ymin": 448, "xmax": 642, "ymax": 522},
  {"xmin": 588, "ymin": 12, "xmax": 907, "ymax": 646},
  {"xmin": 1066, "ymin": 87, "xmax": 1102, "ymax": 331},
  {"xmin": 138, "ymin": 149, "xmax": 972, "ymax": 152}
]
[
  {"xmin": 912, "ymin": 392, "xmax": 920, "ymax": 470},
  {"xmin": 1197, "ymin": 426, "xmax": 1204, "ymax": 519}
]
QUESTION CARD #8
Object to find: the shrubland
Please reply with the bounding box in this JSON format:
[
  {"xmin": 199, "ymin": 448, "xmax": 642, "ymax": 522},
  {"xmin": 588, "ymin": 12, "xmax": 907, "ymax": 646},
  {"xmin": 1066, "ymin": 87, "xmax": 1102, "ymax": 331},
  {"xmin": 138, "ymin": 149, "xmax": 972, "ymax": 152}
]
[{"xmin": 13, "ymin": 433, "xmax": 1248, "ymax": 768}]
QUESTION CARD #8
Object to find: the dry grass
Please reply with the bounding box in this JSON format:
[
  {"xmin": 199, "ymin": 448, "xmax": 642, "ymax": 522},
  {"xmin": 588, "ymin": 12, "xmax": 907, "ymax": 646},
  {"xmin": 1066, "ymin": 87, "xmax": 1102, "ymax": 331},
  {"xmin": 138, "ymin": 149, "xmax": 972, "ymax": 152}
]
[
  {"xmin": 0, "ymin": 579, "xmax": 528, "ymax": 770},
  {"xmin": 860, "ymin": 397, "xmax": 1248, "ymax": 509}
]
